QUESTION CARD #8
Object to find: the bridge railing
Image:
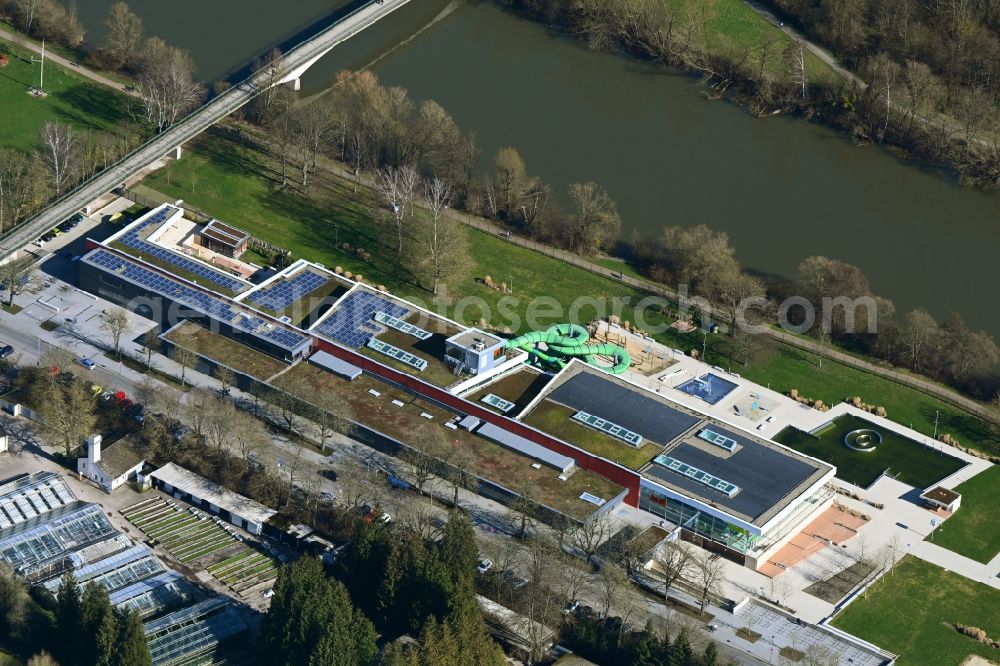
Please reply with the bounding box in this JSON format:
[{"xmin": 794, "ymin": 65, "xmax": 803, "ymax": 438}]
[{"xmin": 1, "ymin": 0, "xmax": 380, "ymax": 249}]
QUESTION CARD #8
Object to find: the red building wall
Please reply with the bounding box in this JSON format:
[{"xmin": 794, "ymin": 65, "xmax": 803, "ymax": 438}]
[{"xmin": 311, "ymin": 339, "xmax": 642, "ymax": 507}]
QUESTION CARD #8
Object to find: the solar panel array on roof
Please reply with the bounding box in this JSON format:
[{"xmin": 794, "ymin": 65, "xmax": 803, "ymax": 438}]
[
  {"xmin": 698, "ymin": 428, "xmax": 739, "ymax": 453},
  {"xmin": 118, "ymin": 207, "xmax": 249, "ymax": 294},
  {"xmin": 482, "ymin": 393, "xmax": 516, "ymax": 413},
  {"xmin": 374, "ymin": 311, "xmax": 432, "ymax": 340},
  {"xmin": 85, "ymin": 249, "xmax": 307, "ymax": 352},
  {"xmin": 653, "ymin": 455, "xmax": 741, "ymax": 497},
  {"xmin": 476, "ymin": 422, "xmax": 576, "ymax": 474},
  {"xmin": 314, "ymin": 291, "xmax": 408, "ymax": 348},
  {"xmin": 572, "ymin": 411, "xmax": 644, "ymax": 447},
  {"xmin": 367, "ymin": 338, "xmax": 427, "ymax": 371},
  {"xmin": 247, "ymin": 270, "xmax": 330, "ymax": 311}
]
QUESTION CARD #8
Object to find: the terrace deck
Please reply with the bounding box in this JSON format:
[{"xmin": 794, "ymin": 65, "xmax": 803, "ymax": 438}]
[{"xmin": 281, "ymin": 363, "xmax": 623, "ymax": 520}]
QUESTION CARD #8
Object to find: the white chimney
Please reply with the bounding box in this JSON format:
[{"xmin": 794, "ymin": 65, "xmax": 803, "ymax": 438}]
[{"xmin": 88, "ymin": 435, "xmax": 102, "ymax": 464}]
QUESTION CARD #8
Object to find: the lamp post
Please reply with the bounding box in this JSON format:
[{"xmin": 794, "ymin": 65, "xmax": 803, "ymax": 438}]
[{"xmin": 30, "ymin": 39, "xmax": 46, "ymax": 94}]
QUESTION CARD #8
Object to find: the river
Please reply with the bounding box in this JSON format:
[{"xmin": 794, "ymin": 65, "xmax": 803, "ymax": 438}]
[{"xmin": 74, "ymin": 0, "xmax": 1000, "ymax": 337}]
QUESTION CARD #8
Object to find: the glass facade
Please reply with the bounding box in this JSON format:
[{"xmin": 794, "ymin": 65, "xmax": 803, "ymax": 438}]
[{"xmin": 639, "ymin": 484, "xmax": 757, "ymax": 554}]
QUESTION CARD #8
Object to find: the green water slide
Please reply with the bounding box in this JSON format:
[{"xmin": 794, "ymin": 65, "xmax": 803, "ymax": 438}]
[{"xmin": 504, "ymin": 323, "xmax": 631, "ymax": 374}]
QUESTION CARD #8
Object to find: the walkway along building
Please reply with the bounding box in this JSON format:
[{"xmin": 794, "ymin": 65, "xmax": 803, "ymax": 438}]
[{"xmin": 79, "ymin": 205, "xmax": 838, "ymax": 567}]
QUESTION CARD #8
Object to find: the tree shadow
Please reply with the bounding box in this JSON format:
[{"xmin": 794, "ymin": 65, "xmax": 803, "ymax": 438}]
[{"xmin": 51, "ymin": 82, "xmax": 131, "ymax": 127}]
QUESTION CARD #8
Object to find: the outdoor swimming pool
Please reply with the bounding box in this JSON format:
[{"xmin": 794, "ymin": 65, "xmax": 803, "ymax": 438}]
[{"xmin": 676, "ymin": 373, "xmax": 738, "ymax": 406}]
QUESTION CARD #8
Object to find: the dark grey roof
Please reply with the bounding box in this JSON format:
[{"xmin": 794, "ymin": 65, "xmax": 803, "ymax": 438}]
[
  {"xmin": 647, "ymin": 423, "xmax": 820, "ymax": 521},
  {"xmin": 97, "ymin": 437, "xmax": 146, "ymax": 480},
  {"xmin": 546, "ymin": 371, "xmax": 701, "ymax": 444}
]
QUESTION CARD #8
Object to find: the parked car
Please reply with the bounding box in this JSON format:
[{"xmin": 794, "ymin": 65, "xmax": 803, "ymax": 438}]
[
  {"xmin": 119, "ymin": 398, "xmax": 133, "ymax": 409},
  {"xmin": 0, "ymin": 345, "xmax": 14, "ymax": 359},
  {"xmin": 58, "ymin": 371, "xmax": 75, "ymax": 384},
  {"xmin": 563, "ymin": 600, "xmax": 579, "ymax": 615},
  {"xmin": 319, "ymin": 469, "xmax": 338, "ymax": 482},
  {"xmin": 477, "ymin": 559, "xmax": 493, "ymax": 575},
  {"xmin": 76, "ymin": 357, "xmax": 96, "ymax": 369},
  {"xmin": 88, "ymin": 384, "xmax": 103, "ymax": 397}
]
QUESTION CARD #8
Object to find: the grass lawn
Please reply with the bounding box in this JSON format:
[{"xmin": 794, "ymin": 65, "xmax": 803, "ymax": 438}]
[
  {"xmin": 738, "ymin": 343, "xmax": 1000, "ymax": 457},
  {"xmin": 0, "ymin": 43, "xmax": 132, "ymax": 152},
  {"xmin": 139, "ymin": 131, "xmax": 1000, "ymax": 460},
  {"xmin": 773, "ymin": 414, "xmax": 966, "ymax": 488},
  {"xmin": 666, "ymin": 0, "xmax": 837, "ymax": 84},
  {"xmin": 522, "ymin": 400, "xmax": 659, "ymax": 470},
  {"xmin": 164, "ymin": 321, "xmax": 288, "ymax": 380},
  {"xmin": 833, "ymin": 556, "xmax": 1000, "ymax": 666},
  {"xmin": 930, "ymin": 465, "xmax": 1000, "ymax": 563}
]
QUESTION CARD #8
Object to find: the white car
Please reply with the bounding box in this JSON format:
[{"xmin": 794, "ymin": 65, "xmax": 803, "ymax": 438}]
[{"xmin": 477, "ymin": 559, "xmax": 493, "ymax": 574}]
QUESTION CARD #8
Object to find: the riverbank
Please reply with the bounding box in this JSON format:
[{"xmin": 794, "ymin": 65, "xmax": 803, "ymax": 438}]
[{"xmin": 138, "ymin": 126, "xmax": 1000, "ymax": 457}]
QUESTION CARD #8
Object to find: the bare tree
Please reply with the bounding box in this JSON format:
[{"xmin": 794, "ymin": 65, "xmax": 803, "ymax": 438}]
[
  {"xmin": 232, "ymin": 416, "xmax": 269, "ymax": 473},
  {"xmin": 248, "ymin": 48, "xmax": 284, "ymax": 124},
  {"xmin": 901, "ymin": 308, "xmax": 938, "ymax": 371},
  {"xmin": 186, "ymin": 387, "xmax": 214, "ymax": 441},
  {"xmin": 312, "ymin": 391, "xmax": 353, "ymax": 452},
  {"xmin": 0, "ymin": 149, "xmax": 43, "ymax": 231},
  {"xmin": 39, "ymin": 122, "xmax": 78, "ymax": 196},
  {"xmin": 784, "ymin": 38, "xmax": 808, "ymax": 100},
  {"xmin": 15, "ymin": 0, "xmax": 40, "ymax": 34},
  {"xmin": 375, "ymin": 165, "xmax": 419, "ymax": 257},
  {"xmin": 570, "ymin": 514, "xmax": 614, "ymax": 565},
  {"xmin": 100, "ymin": 307, "xmax": 131, "ymax": 360},
  {"xmin": 139, "ymin": 328, "xmax": 160, "ymax": 370},
  {"xmin": 653, "ymin": 540, "xmax": 696, "ymax": 600},
  {"xmin": 403, "ymin": 428, "xmax": 447, "ymax": 494},
  {"xmin": 508, "ymin": 479, "xmax": 540, "ymax": 540},
  {"xmin": 443, "ymin": 446, "xmax": 476, "ymax": 507},
  {"xmin": 205, "ymin": 397, "xmax": 241, "ymax": 452},
  {"xmin": 693, "ymin": 551, "xmax": 724, "ymax": 614},
  {"xmin": 213, "ymin": 365, "xmax": 235, "ymax": 394},
  {"xmin": 39, "ymin": 380, "xmax": 96, "ymax": 459},
  {"xmin": 134, "ymin": 37, "xmax": 203, "ymax": 132},
  {"xmin": 418, "ymin": 176, "xmax": 470, "ymax": 295},
  {"xmin": 566, "ymin": 181, "xmax": 622, "ymax": 254},
  {"xmin": 598, "ymin": 562, "xmax": 628, "ymax": 619},
  {"xmin": 0, "ymin": 257, "xmax": 38, "ymax": 309},
  {"xmin": 102, "ymin": 2, "xmax": 143, "ymax": 70},
  {"xmin": 171, "ymin": 345, "xmax": 198, "ymax": 387}
]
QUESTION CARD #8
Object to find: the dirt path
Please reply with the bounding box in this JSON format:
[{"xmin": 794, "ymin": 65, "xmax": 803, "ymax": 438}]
[{"xmin": 0, "ymin": 27, "xmax": 137, "ymax": 96}]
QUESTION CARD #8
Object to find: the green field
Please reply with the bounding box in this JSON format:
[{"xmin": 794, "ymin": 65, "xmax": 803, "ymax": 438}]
[
  {"xmin": 833, "ymin": 556, "xmax": 1000, "ymax": 666},
  {"xmin": 139, "ymin": 131, "xmax": 1000, "ymax": 461},
  {"xmin": 738, "ymin": 343, "xmax": 1000, "ymax": 457},
  {"xmin": 930, "ymin": 465, "xmax": 1000, "ymax": 563},
  {"xmin": 666, "ymin": 0, "xmax": 837, "ymax": 83},
  {"xmin": 774, "ymin": 414, "xmax": 967, "ymax": 488},
  {"xmin": 0, "ymin": 44, "xmax": 131, "ymax": 152}
]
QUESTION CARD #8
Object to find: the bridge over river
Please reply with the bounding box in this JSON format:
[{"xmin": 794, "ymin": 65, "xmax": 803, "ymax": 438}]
[{"xmin": 1, "ymin": 0, "xmax": 410, "ymax": 255}]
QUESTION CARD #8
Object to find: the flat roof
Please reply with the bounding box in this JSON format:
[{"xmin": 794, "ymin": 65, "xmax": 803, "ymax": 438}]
[
  {"xmin": 201, "ymin": 219, "xmax": 249, "ymax": 247},
  {"xmin": 448, "ymin": 329, "xmax": 503, "ymax": 349},
  {"xmin": 149, "ymin": 463, "xmax": 277, "ymax": 526},
  {"xmin": 82, "ymin": 248, "xmax": 309, "ymax": 353},
  {"xmin": 477, "ymin": 422, "xmax": 575, "ymax": 474},
  {"xmin": 922, "ymin": 486, "xmax": 960, "ymax": 504},
  {"xmin": 544, "ymin": 369, "xmax": 701, "ymax": 444},
  {"xmin": 533, "ymin": 364, "xmax": 832, "ymax": 525},
  {"xmin": 308, "ymin": 350, "xmax": 362, "ymax": 380}
]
